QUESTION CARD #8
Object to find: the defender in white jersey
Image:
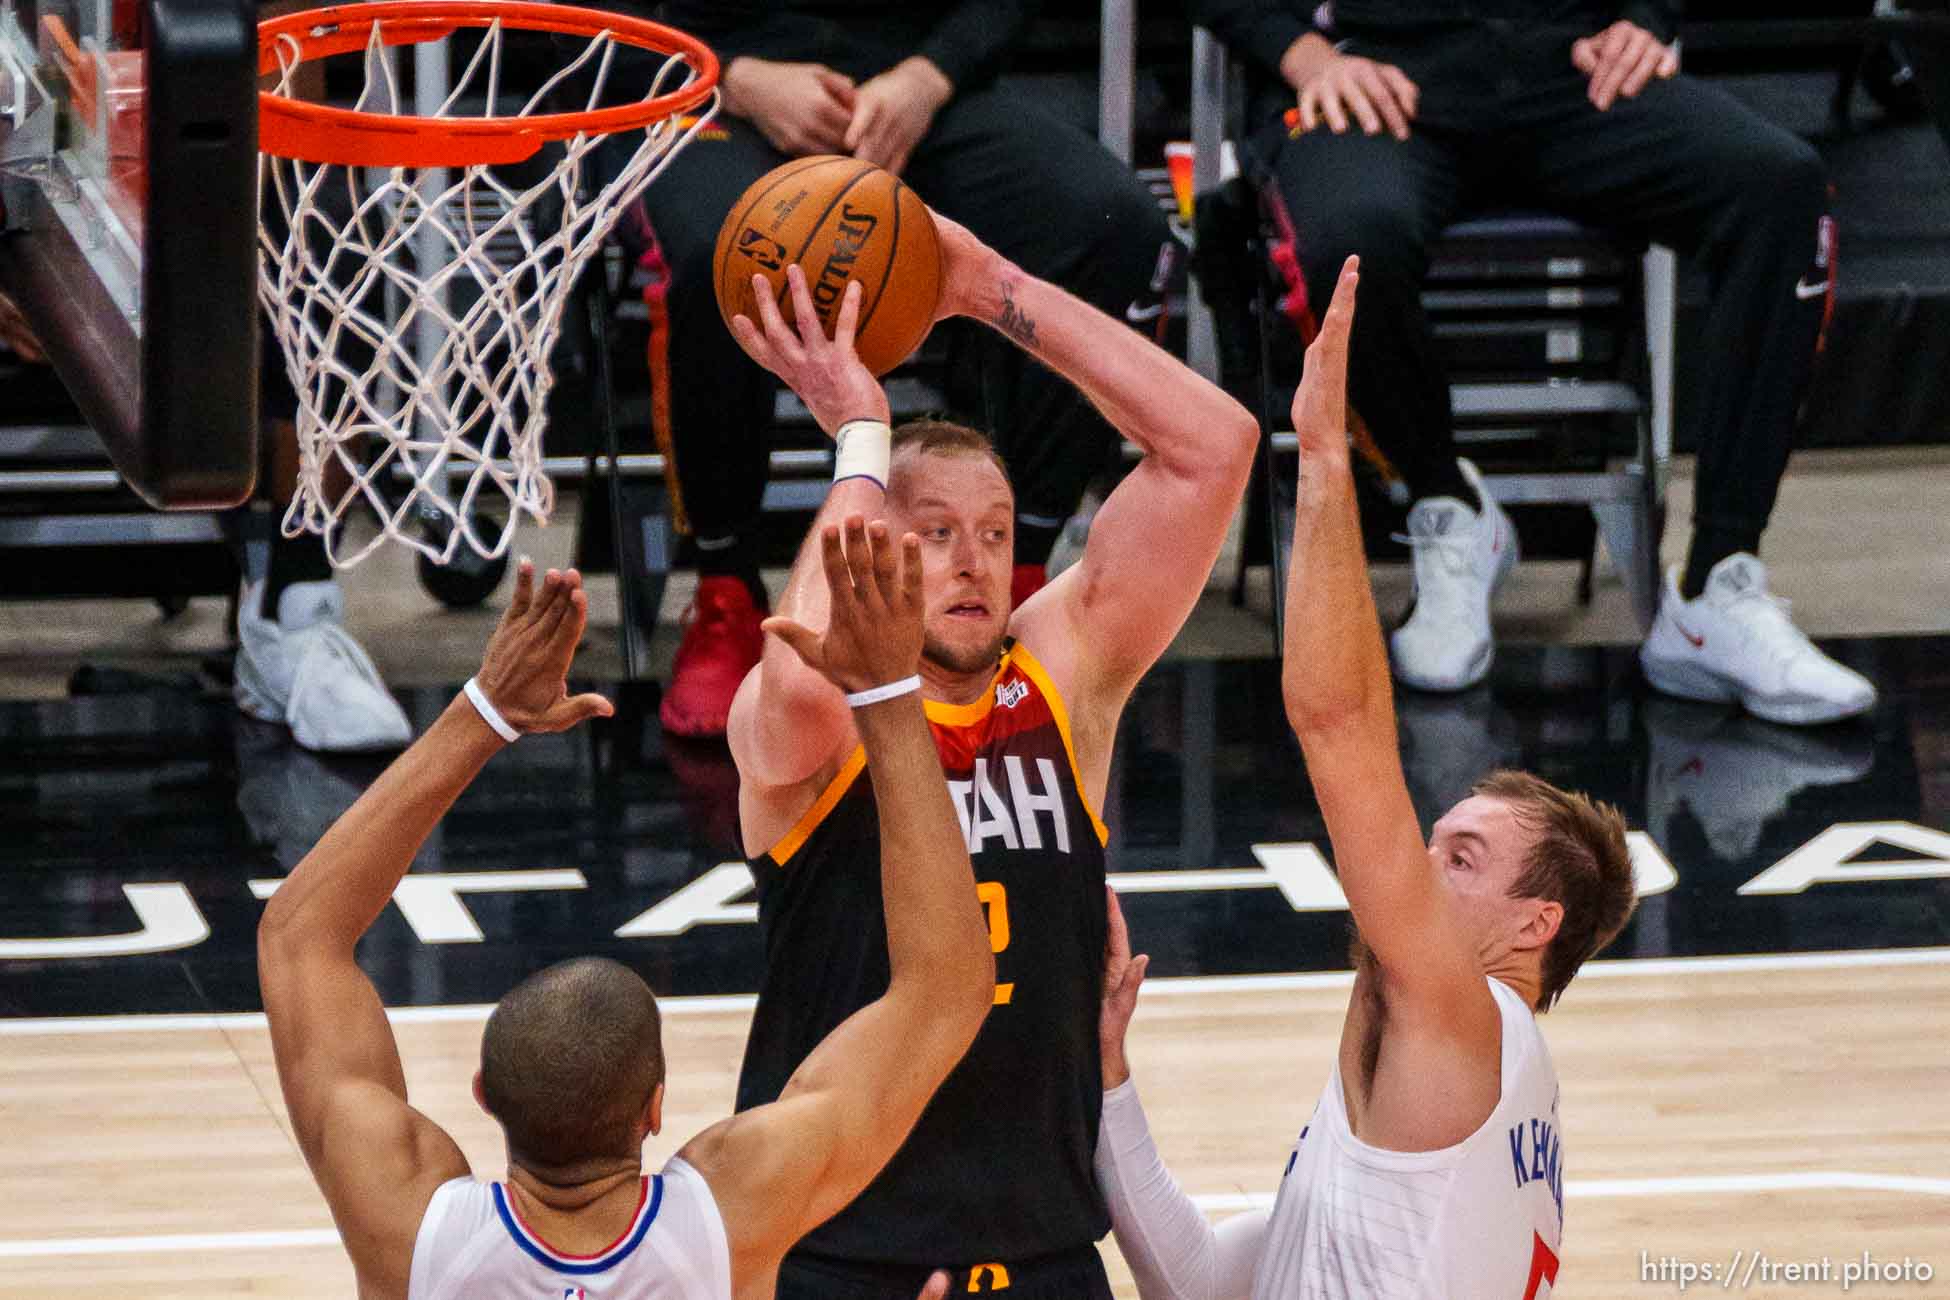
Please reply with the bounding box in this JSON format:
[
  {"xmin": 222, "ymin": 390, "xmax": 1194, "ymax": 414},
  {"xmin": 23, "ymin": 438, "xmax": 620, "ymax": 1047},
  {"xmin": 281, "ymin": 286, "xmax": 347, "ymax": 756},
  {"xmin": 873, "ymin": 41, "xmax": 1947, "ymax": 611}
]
[
  {"xmin": 1089, "ymin": 260, "xmax": 1638, "ymax": 1300},
  {"xmin": 257, "ymin": 500, "xmax": 991, "ymax": 1299}
]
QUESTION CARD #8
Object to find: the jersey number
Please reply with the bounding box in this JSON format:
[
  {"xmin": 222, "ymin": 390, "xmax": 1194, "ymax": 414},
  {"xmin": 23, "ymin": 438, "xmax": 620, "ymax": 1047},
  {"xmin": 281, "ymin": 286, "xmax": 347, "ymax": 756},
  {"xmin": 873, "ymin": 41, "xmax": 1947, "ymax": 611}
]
[
  {"xmin": 1522, "ymin": 1233, "xmax": 1560, "ymax": 1300},
  {"xmin": 977, "ymin": 881, "xmax": 1013, "ymax": 1005}
]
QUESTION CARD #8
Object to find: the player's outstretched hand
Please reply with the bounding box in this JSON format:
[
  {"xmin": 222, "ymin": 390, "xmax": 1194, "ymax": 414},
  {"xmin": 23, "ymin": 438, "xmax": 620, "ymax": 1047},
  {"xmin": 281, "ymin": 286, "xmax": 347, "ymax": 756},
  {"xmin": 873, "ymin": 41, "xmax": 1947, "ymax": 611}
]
[
  {"xmin": 729, "ymin": 266, "xmax": 891, "ymax": 438},
  {"xmin": 1099, "ymin": 885, "xmax": 1149, "ymax": 1089},
  {"xmin": 915, "ymin": 1271, "xmax": 950, "ymax": 1300},
  {"xmin": 472, "ymin": 560, "xmax": 614, "ymax": 735},
  {"xmin": 1290, "ymin": 255, "xmax": 1359, "ymax": 467},
  {"xmin": 762, "ymin": 514, "xmax": 924, "ymax": 695}
]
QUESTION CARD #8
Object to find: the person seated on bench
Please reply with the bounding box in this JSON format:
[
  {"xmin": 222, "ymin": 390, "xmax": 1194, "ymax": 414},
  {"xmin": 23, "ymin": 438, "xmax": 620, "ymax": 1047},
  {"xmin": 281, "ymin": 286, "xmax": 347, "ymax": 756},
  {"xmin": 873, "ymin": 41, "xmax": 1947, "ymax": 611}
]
[
  {"xmin": 638, "ymin": 0, "xmax": 1173, "ymax": 739},
  {"xmin": 1194, "ymin": 0, "xmax": 1877, "ymax": 724}
]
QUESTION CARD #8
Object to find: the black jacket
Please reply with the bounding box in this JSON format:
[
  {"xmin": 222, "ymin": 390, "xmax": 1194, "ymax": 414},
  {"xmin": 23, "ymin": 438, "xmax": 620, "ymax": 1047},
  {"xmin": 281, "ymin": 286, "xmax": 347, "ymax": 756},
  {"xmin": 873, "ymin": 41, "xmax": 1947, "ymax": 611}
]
[
  {"xmin": 1188, "ymin": 0, "xmax": 1683, "ymax": 83},
  {"xmin": 656, "ymin": 0, "xmax": 1032, "ymax": 92}
]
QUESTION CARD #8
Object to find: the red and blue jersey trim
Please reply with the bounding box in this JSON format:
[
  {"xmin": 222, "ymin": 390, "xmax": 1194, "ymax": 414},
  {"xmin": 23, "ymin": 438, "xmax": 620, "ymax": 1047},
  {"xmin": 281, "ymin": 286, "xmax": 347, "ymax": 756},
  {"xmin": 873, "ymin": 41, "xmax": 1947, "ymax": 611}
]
[{"xmin": 492, "ymin": 1175, "xmax": 663, "ymax": 1276}]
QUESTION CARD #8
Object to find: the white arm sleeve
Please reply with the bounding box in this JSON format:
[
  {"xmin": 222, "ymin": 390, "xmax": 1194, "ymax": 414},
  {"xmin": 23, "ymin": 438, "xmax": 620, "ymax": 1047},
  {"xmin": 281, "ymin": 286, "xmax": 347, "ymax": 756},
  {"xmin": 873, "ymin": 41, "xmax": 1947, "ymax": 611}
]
[{"xmin": 1095, "ymin": 1080, "xmax": 1269, "ymax": 1300}]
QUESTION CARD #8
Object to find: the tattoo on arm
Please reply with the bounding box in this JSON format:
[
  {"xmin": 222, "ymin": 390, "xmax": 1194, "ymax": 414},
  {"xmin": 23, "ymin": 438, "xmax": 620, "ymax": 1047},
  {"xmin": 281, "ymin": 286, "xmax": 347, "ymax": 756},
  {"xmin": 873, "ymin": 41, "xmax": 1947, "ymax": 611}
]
[{"xmin": 995, "ymin": 280, "xmax": 1037, "ymax": 348}]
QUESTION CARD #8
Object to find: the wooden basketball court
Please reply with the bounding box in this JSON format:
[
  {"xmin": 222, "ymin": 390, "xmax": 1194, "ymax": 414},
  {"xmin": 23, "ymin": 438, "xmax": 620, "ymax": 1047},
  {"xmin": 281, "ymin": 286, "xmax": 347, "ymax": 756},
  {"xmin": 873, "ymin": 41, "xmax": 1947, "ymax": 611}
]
[{"xmin": 5, "ymin": 953, "xmax": 1945, "ymax": 1296}]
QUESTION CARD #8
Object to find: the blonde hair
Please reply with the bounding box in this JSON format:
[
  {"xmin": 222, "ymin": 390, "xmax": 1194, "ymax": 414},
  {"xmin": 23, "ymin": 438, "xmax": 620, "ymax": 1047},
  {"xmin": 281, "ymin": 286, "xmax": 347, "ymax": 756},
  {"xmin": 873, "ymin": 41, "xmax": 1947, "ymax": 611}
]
[
  {"xmin": 890, "ymin": 417, "xmax": 1011, "ymax": 484},
  {"xmin": 1474, "ymin": 770, "xmax": 1636, "ymax": 1010}
]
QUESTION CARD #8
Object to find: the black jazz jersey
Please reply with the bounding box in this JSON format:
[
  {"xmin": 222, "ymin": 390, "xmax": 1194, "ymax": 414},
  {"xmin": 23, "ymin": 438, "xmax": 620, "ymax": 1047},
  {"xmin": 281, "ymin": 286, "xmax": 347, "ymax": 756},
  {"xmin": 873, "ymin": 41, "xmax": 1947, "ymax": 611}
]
[{"xmin": 735, "ymin": 640, "xmax": 1112, "ymax": 1267}]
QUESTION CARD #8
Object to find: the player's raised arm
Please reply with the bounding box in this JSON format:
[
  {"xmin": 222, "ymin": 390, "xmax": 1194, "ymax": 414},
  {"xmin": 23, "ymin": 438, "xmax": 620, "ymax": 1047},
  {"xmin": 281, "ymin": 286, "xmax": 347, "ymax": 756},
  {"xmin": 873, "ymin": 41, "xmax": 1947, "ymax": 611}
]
[
  {"xmin": 256, "ymin": 563, "xmax": 613, "ymax": 1296},
  {"xmin": 933, "ymin": 213, "xmax": 1260, "ymax": 720},
  {"xmin": 1278, "ymin": 259, "xmax": 1492, "ymax": 1030},
  {"xmin": 679, "ymin": 516, "xmax": 995, "ymax": 1277},
  {"xmin": 725, "ymin": 269, "xmax": 888, "ymax": 797}
]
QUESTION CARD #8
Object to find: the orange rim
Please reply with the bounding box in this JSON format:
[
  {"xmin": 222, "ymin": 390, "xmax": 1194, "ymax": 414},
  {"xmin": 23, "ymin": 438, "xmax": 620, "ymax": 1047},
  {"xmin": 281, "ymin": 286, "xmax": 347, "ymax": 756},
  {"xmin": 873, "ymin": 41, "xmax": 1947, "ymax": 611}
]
[{"xmin": 258, "ymin": 0, "xmax": 718, "ymax": 168}]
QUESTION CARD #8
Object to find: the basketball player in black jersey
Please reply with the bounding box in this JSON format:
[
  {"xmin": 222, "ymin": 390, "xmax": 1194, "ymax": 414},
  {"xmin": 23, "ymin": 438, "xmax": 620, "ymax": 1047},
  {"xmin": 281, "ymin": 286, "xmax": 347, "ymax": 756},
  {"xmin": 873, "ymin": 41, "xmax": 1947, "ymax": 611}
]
[{"xmin": 721, "ymin": 211, "xmax": 1262, "ymax": 1297}]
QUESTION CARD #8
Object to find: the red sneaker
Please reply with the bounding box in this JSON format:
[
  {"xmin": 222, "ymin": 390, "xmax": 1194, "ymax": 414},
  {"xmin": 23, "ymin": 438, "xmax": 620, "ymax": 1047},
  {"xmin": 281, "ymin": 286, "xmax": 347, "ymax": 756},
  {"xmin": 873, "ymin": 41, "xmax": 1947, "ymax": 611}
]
[
  {"xmin": 1011, "ymin": 562, "xmax": 1047, "ymax": 611},
  {"xmin": 660, "ymin": 576, "xmax": 767, "ymax": 739}
]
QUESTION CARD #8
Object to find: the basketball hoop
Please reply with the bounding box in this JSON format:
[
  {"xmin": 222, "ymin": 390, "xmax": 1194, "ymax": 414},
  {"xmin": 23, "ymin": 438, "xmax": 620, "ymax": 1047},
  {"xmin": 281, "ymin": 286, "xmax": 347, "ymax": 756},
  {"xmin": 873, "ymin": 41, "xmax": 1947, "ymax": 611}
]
[{"xmin": 256, "ymin": 0, "xmax": 717, "ymax": 566}]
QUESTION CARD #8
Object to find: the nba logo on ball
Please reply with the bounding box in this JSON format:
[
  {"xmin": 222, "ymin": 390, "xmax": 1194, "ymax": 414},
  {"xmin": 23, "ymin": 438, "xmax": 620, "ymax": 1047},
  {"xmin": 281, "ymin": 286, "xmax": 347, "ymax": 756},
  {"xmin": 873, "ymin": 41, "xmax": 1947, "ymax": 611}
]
[
  {"xmin": 733, "ymin": 228, "xmax": 786, "ymax": 272},
  {"xmin": 714, "ymin": 155, "xmax": 942, "ymax": 376}
]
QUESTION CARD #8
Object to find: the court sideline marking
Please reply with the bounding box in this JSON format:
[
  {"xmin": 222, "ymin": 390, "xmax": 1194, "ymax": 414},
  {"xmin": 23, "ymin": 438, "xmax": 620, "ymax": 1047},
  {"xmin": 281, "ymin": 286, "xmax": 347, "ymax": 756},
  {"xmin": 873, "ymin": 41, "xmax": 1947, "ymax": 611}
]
[{"xmin": 2, "ymin": 944, "xmax": 1946, "ymax": 1037}]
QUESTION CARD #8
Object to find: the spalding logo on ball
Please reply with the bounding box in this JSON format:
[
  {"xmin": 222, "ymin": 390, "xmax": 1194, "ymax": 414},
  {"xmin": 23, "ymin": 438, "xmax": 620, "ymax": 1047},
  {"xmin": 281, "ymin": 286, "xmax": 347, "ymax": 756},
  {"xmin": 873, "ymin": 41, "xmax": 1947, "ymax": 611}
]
[{"xmin": 714, "ymin": 156, "xmax": 943, "ymax": 377}]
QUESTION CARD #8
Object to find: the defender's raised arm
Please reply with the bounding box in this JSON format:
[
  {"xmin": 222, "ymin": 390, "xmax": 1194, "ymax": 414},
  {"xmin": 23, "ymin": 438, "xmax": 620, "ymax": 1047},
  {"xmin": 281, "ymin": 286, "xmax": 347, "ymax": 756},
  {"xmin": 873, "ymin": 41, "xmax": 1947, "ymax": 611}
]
[
  {"xmin": 257, "ymin": 565, "xmax": 612, "ymax": 1297},
  {"xmin": 1279, "ymin": 259, "xmax": 1494, "ymax": 1033},
  {"xmin": 681, "ymin": 516, "xmax": 995, "ymax": 1272}
]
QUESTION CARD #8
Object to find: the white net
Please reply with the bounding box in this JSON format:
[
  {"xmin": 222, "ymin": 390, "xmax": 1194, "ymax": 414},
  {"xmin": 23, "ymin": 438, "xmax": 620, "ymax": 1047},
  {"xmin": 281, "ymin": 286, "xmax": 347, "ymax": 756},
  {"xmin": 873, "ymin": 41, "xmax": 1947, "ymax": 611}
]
[{"xmin": 258, "ymin": 12, "xmax": 714, "ymax": 566}]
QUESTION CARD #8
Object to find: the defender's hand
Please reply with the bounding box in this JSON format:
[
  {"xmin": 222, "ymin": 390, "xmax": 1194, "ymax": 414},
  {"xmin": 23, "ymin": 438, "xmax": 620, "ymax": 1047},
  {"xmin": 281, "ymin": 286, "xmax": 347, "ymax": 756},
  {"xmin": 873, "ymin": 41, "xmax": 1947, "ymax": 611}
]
[
  {"xmin": 762, "ymin": 515, "xmax": 925, "ymax": 694},
  {"xmin": 845, "ymin": 57, "xmax": 950, "ymax": 177},
  {"xmin": 1290, "ymin": 256, "xmax": 1359, "ymax": 467},
  {"xmin": 730, "ymin": 267, "xmax": 890, "ymax": 436},
  {"xmin": 1100, "ymin": 886, "xmax": 1149, "ymax": 1089},
  {"xmin": 472, "ymin": 561, "xmax": 614, "ymax": 735},
  {"xmin": 1571, "ymin": 21, "xmax": 1677, "ymax": 111},
  {"xmin": 1294, "ymin": 52, "xmax": 1420, "ymax": 140},
  {"xmin": 723, "ymin": 56, "xmax": 857, "ymax": 155}
]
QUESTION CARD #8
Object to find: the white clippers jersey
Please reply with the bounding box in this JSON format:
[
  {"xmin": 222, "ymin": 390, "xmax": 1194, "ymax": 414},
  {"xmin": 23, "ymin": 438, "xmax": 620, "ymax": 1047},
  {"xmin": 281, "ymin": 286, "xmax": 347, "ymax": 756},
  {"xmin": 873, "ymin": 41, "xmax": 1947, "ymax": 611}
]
[
  {"xmin": 1251, "ymin": 978, "xmax": 1566, "ymax": 1300},
  {"xmin": 408, "ymin": 1156, "xmax": 732, "ymax": 1300}
]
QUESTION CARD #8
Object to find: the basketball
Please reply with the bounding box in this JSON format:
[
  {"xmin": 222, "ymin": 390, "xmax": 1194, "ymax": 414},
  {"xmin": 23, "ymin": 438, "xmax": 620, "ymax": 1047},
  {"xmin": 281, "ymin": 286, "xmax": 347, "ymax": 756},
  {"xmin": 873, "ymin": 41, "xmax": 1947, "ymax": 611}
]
[{"xmin": 713, "ymin": 156, "xmax": 942, "ymax": 377}]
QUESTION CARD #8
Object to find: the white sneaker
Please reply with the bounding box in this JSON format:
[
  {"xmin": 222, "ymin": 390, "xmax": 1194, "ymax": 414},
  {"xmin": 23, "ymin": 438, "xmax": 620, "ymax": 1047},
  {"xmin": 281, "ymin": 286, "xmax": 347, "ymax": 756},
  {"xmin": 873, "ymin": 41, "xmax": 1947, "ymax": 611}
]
[
  {"xmin": 1388, "ymin": 460, "xmax": 1518, "ymax": 692},
  {"xmin": 1639, "ymin": 554, "xmax": 1876, "ymax": 726},
  {"xmin": 235, "ymin": 578, "xmax": 413, "ymax": 752}
]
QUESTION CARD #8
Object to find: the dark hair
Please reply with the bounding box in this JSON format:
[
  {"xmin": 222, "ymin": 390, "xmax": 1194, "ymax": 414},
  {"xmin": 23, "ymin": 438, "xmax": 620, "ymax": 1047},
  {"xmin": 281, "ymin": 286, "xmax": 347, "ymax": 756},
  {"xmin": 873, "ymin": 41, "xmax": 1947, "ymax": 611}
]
[
  {"xmin": 1474, "ymin": 770, "xmax": 1636, "ymax": 1012},
  {"xmin": 891, "ymin": 417, "xmax": 1011, "ymax": 484},
  {"xmin": 479, "ymin": 957, "xmax": 665, "ymax": 1173}
]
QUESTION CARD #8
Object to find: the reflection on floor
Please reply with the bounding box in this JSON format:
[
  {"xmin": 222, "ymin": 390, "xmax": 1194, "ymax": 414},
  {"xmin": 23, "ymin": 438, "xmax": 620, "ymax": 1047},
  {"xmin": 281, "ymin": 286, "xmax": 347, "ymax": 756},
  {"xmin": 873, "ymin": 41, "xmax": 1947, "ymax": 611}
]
[{"xmin": 2, "ymin": 636, "xmax": 1946, "ymax": 1019}]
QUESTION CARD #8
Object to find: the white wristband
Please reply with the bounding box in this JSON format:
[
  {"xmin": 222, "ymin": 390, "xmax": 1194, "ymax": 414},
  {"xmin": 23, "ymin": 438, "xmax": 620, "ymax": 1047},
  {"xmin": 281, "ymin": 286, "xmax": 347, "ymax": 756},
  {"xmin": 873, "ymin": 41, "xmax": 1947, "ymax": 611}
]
[
  {"xmin": 844, "ymin": 674, "xmax": 922, "ymax": 708},
  {"xmin": 833, "ymin": 418, "xmax": 892, "ymax": 490},
  {"xmin": 462, "ymin": 676, "xmax": 521, "ymax": 742}
]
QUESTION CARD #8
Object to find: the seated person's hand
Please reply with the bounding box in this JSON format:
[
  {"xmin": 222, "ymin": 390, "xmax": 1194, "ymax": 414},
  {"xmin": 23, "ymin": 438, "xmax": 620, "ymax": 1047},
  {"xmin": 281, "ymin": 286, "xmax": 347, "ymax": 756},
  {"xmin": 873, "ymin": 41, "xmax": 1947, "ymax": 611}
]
[
  {"xmin": 844, "ymin": 56, "xmax": 952, "ymax": 178},
  {"xmin": 723, "ymin": 56, "xmax": 857, "ymax": 155},
  {"xmin": 1571, "ymin": 20, "xmax": 1678, "ymax": 111},
  {"xmin": 1291, "ymin": 48, "xmax": 1420, "ymax": 141},
  {"xmin": 729, "ymin": 266, "xmax": 890, "ymax": 436},
  {"xmin": 0, "ymin": 290, "xmax": 46, "ymax": 364}
]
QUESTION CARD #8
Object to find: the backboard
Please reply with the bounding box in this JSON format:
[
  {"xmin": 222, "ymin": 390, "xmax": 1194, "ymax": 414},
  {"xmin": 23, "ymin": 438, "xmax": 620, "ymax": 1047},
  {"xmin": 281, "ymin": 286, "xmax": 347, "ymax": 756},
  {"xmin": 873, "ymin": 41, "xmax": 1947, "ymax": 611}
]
[{"xmin": 0, "ymin": 0, "xmax": 256, "ymax": 507}]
